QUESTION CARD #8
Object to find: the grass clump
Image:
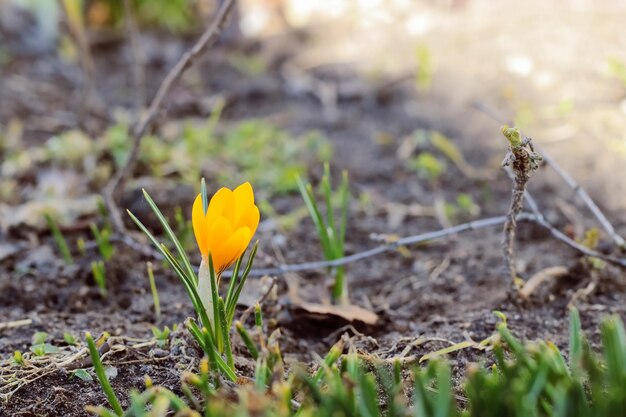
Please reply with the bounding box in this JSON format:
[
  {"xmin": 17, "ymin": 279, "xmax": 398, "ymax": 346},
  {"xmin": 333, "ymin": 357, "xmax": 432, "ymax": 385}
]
[
  {"xmin": 85, "ymin": 309, "xmax": 626, "ymax": 416},
  {"xmin": 298, "ymin": 163, "xmax": 350, "ymax": 305}
]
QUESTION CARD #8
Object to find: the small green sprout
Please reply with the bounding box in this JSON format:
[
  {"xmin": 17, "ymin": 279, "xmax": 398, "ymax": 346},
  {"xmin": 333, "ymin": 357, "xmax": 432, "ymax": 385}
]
[
  {"xmin": 32, "ymin": 331, "xmax": 48, "ymax": 345},
  {"xmin": 64, "ymin": 332, "xmax": 77, "ymax": 346},
  {"xmin": 409, "ymin": 152, "xmax": 446, "ymax": 183},
  {"xmin": 151, "ymin": 326, "xmax": 171, "ymax": 349},
  {"xmin": 76, "ymin": 237, "xmax": 87, "ymax": 256},
  {"xmin": 44, "ymin": 212, "xmax": 73, "ymax": 264},
  {"xmin": 70, "ymin": 368, "xmax": 93, "ymax": 382},
  {"xmin": 90, "ymin": 223, "xmax": 114, "ymax": 261},
  {"xmin": 235, "ymin": 321, "xmax": 259, "ymax": 360},
  {"xmin": 91, "ymin": 260, "xmax": 107, "ymax": 297},
  {"xmin": 85, "ymin": 332, "xmax": 123, "ymax": 415},
  {"xmin": 146, "ymin": 262, "xmax": 161, "ymax": 320},
  {"xmin": 12, "ymin": 351, "xmax": 25, "ymax": 366},
  {"xmin": 298, "ymin": 163, "xmax": 350, "ymax": 305}
]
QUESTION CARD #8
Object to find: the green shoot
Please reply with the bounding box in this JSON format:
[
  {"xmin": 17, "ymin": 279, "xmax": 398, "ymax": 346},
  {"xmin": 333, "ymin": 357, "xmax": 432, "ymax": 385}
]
[
  {"xmin": 146, "ymin": 262, "xmax": 161, "ymax": 320},
  {"xmin": 297, "ymin": 163, "xmax": 350, "ymax": 305},
  {"xmin": 90, "ymin": 223, "xmax": 114, "ymax": 261},
  {"xmin": 85, "ymin": 332, "xmax": 123, "ymax": 416},
  {"xmin": 91, "ymin": 260, "xmax": 107, "ymax": 297},
  {"xmin": 64, "ymin": 332, "xmax": 77, "ymax": 346},
  {"xmin": 235, "ymin": 321, "xmax": 259, "ymax": 360},
  {"xmin": 151, "ymin": 326, "xmax": 171, "ymax": 348},
  {"xmin": 12, "ymin": 351, "xmax": 24, "ymax": 366},
  {"xmin": 44, "ymin": 212, "xmax": 73, "ymax": 264}
]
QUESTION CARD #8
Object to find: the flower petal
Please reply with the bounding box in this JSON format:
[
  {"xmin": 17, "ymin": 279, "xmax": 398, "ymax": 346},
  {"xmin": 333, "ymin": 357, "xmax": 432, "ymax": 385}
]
[
  {"xmin": 207, "ymin": 187, "xmax": 235, "ymax": 224},
  {"xmin": 206, "ymin": 216, "xmax": 233, "ymax": 252},
  {"xmin": 232, "ymin": 182, "xmax": 254, "ymax": 226},
  {"xmin": 239, "ymin": 205, "xmax": 260, "ymax": 238},
  {"xmin": 192, "ymin": 193, "xmax": 209, "ymax": 257},
  {"xmin": 211, "ymin": 227, "xmax": 252, "ymax": 272}
]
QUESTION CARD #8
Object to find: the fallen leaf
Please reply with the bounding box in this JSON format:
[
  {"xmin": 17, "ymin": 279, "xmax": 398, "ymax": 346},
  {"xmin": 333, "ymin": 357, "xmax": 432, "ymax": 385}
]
[{"xmin": 294, "ymin": 301, "xmax": 378, "ymax": 326}]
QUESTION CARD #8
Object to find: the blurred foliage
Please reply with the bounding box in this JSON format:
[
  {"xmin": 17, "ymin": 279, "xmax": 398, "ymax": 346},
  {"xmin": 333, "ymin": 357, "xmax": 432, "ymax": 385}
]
[
  {"xmin": 415, "ymin": 44, "xmax": 434, "ymax": 91},
  {"xmin": 0, "ymin": 116, "xmax": 331, "ymax": 201},
  {"xmin": 83, "ymin": 0, "xmax": 199, "ymax": 32},
  {"xmin": 608, "ymin": 58, "xmax": 626, "ymax": 87},
  {"xmin": 7, "ymin": 0, "xmax": 202, "ymax": 35},
  {"xmin": 445, "ymin": 192, "xmax": 480, "ymax": 222},
  {"xmin": 409, "ymin": 152, "xmax": 446, "ymax": 182}
]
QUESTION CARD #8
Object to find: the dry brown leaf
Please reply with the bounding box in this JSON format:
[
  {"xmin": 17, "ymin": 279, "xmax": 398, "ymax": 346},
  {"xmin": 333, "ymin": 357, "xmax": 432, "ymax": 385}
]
[{"xmin": 294, "ymin": 301, "xmax": 379, "ymax": 325}]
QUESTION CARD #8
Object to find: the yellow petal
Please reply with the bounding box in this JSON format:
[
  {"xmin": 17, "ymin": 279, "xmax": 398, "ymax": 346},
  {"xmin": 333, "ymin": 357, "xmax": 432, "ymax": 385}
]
[
  {"xmin": 207, "ymin": 187, "xmax": 235, "ymax": 224},
  {"xmin": 211, "ymin": 227, "xmax": 251, "ymax": 272},
  {"xmin": 232, "ymin": 182, "xmax": 254, "ymax": 226},
  {"xmin": 239, "ymin": 205, "xmax": 260, "ymax": 237},
  {"xmin": 192, "ymin": 194, "xmax": 209, "ymax": 257},
  {"xmin": 206, "ymin": 216, "xmax": 233, "ymax": 252}
]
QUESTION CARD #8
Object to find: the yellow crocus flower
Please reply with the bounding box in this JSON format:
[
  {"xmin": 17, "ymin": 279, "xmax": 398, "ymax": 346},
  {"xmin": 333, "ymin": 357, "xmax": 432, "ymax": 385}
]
[{"xmin": 192, "ymin": 182, "xmax": 260, "ymax": 273}]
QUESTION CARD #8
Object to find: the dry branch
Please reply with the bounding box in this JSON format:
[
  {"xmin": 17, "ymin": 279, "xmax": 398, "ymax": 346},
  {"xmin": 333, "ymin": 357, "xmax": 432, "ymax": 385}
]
[
  {"xmin": 473, "ymin": 100, "xmax": 626, "ymax": 249},
  {"xmin": 122, "ymin": 0, "xmax": 145, "ymax": 112},
  {"xmin": 103, "ymin": 0, "xmax": 237, "ymax": 232}
]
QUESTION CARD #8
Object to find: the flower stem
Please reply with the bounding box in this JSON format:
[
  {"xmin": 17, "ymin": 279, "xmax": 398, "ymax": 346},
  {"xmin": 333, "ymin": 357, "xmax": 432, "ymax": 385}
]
[{"xmin": 197, "ymin": 258, "xmax": 215, "ymax": 327}]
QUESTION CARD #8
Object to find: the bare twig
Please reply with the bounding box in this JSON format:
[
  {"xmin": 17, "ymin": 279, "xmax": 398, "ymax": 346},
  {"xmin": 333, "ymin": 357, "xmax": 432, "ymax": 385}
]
[
  {"xmin": 473, "ymin": 100, "xmax": 626, "ymax": 249},
  {"xmin": 122, "ymin": 0, "xmax": 145, "ymax": 112},
  {"xmin": 504, "ymin": 169, "xmax": 626, "ymax": 268},
  {"xmin": 501, "ymin": 126, "xmax": 542, "ymax": 286},
  {"xmin": 238, "ymin": 213, "xmax": 538, "ymax": 277},
  {"xmin": 103, "ymin": 0, "xmax": 237, "ymax": 232},
  {"xmin": 239, "ymin": 277, "xmax": 277, "ymax": 324},
  {"xmin": 0, "ymin": 319, "xmax": 32, "ymax": 332},
  {"xmin": 59, "ymin": 0, "xmax": 98, "ymax": 119}
]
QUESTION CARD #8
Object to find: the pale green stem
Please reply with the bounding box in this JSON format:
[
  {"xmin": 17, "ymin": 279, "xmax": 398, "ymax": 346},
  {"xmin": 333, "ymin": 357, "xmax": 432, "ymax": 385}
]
[{"xmin": 197, "ymin": 258, "xmax": 215, "ymax": 326}]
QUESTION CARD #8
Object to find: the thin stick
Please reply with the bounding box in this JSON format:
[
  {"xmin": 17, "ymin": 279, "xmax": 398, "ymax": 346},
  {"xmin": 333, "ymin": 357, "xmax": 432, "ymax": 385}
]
[
  {"xmin": 232, "ymin": 213, "xmax": 538, "ymax": 277},
  {"xmin": 504, "ymin": 169, "xmax": 626, "ymax": 267},
  {"xmin": 103, "ymin": 0, "xmax": 237, "ymax": 232},
  {"xmin": 122, "ymin": 0, "xmax": 145, "ymax": 112},
  {"xmin": 473, "ymin": 101, "xmax": 626, "ymax": 248},
  {"xmin": 0, "ymin": 319, "xmax": 32, "ymax": 332},
  {"xmin": 501, "ymin": 127, "xmax": 542, "ymax": 285},
  {"xmin": 113, "ymin": 210, "xmax": 626, "ymax": 277}
]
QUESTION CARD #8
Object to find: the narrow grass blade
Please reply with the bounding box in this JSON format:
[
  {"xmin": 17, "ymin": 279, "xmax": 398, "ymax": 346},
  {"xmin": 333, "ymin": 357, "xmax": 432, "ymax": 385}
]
[
  {"xmin": 338, "ymin": 170, "xmax": 349, "ymax": 252},
  {"xmin": 218, "ymin": 297, "xmax": 234, "ymax": 370},
  {"xmin": 358, "ymin": 373, "xmax": 381, "ymax": 417},
  {"xmin": 297, "ymin": 176, "xmax": 333, "ymax": 260},
  {"xmin": 227, "ymin": 242, "xmax": 258, "ymax": 324},
  {"xmin": 201, "ymin": 177, "xmax": 208, "ymax": 215},
  {"xmin": 146, "ymin": 262, "xmax": 161, "ymax": 320},
  {"xmin": 44, "ymin": 213, "xmax": 73, "ymax": 264},
  {"xmin": 141, "ymin": 189, "xmax": 197, "ymax": 285},
  {"xmin": 235, "ymin": 321, "xmax": 259, "ymax": 360},
  {"xmin": 322, "ymin": 163, "xmax": 336, "ymax": 241},
  {"xmin": 224, "ymin": 251, "xmax": 245, "ymax": 311},
  {"xmin": 86, "ymin": 332, "xmax": 123, "ymax": 416},
  {"xmin": 569, "ymin": 308, "xmax": 583, "ymax": 373}
]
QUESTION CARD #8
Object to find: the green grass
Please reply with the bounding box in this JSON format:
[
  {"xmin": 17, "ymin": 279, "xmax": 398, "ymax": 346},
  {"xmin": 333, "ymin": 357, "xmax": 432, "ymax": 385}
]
[{"xmin": 85, "ymin": 309, "xmax": 626, "ymax": 416}]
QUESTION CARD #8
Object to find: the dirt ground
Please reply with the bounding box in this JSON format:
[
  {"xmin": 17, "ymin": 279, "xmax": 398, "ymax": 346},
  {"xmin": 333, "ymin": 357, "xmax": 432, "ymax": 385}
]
[{"xmin": 1, "ymin": 1, "xmax": 626, "ymax": 416}]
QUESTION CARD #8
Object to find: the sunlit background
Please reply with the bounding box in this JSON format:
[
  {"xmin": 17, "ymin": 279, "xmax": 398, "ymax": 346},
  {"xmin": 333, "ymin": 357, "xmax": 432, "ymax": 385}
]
[{"xmin": 2, "ymin": 0, "xmax": 625, "ymax": 216}]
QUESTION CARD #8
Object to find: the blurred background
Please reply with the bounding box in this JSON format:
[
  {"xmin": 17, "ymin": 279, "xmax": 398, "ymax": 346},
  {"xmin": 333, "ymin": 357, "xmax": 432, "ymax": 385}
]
[
  {"xmin": 0, "ymin": 0, "xmax": 626, "ymax": 239},
  {"xmin": 1, "ymin": 0, "xmax": 625, "ymax": 212}
]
